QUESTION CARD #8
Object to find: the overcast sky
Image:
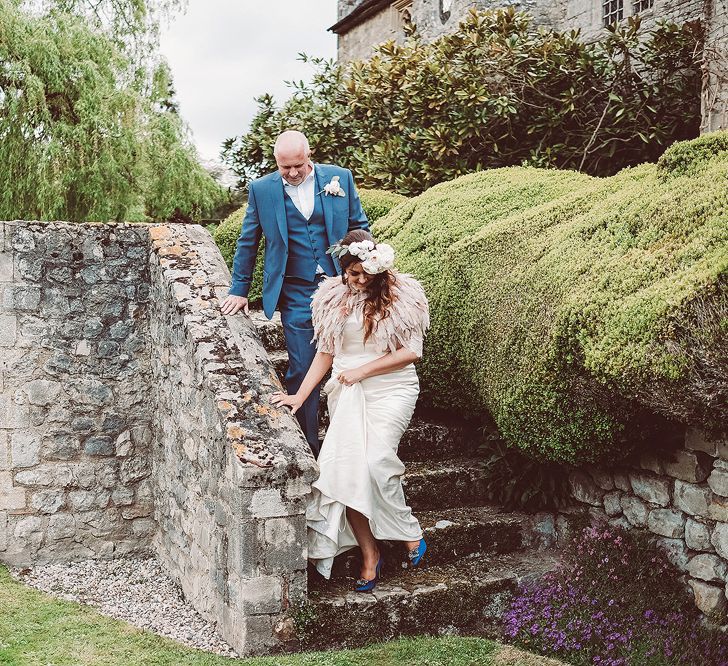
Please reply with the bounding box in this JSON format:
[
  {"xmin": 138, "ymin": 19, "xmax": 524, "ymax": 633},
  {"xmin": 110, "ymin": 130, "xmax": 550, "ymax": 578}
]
[{"xmin": 159, "ymin": 1, "xmax": 339, "ymax": 162}]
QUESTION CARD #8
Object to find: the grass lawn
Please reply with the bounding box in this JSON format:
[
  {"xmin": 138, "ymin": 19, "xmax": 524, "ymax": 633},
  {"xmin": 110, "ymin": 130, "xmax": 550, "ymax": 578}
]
[{"xmin": 0, "ymin": 566, "xmax": 560, "ymax": 666}]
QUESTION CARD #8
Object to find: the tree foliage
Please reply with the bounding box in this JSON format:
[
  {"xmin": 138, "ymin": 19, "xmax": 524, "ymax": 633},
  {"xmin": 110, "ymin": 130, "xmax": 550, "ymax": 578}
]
[
  {"xmin": 224, "ymin": 9, "xmax": 703, "ymax": 195},
  {"xmin": 19, "ymin": 0, "xmax": 185, "ymax": 61},
  {"xmin": 222, "ymin": 54, "xmax": 358, "ymax": 187},
  {"xmin": 0, "ymin": 0, "xmax": 224, "ymax": 222}
]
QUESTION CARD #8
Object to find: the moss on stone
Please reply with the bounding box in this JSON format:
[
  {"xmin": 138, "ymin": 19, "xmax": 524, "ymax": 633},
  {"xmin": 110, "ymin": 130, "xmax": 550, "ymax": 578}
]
[{"xmin": 372, "ymin": 132, "xmax": 728, "ymax": 464}]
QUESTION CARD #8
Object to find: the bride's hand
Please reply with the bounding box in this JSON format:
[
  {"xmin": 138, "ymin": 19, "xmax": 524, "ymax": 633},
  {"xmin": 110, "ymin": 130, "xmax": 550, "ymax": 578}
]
[
  {"xmin": 270, "ymin": 391, "xmax": 304, "ymax": 415},
  {"xmin": 337, "ymin": 368, "xmax": 366, "ymax": 386}
]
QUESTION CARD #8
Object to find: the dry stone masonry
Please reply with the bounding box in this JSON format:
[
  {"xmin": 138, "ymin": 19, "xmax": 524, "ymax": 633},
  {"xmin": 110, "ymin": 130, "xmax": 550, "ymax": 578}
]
[
  {"xmin": 0, "ymin": 221, "xmax": 316, "ymax": 656},
  {"xmin": 0, "ymin": 221, "xmax": 154, "ymax": 564},
  {"xmin": 566, "ymin": 428, "xmax": 728, "ymax": 620},
  {"xmin": 147, "ymin": 224, "xmax": 316, "ymax": 655}
]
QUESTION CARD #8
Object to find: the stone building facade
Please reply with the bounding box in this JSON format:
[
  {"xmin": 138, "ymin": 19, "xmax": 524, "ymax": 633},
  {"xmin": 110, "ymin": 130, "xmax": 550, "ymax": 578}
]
[{"xmin": 331, "ymin": 0, "xmax": 728, "ymax": 131}]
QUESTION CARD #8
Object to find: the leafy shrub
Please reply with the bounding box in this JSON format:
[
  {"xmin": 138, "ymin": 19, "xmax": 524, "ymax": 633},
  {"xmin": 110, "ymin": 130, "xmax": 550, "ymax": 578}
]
[
  {"xmin": 213, "ymin": 206, "xmax": 265, "ymax": 303},
  {"xmin": 373, "ymin": 132, "xmax": 727, "ymax": 463},
  {"xmin": 657, "ymin": 131, "xmax": 728, "ymax": 178},
  {"xmin": 223, "ymin": 10, "xmax": 702, "ymax": 195},
  {"xmin": 503, "ymin": 525, "xmax": 728, "ymax": 665},
  {"xmin": 213, "ymin": 187, "xmax": 406, "ymax": 303},
  {"xmin": 478, "ymin": 435, "xmax": 572, "ymax": 511}
]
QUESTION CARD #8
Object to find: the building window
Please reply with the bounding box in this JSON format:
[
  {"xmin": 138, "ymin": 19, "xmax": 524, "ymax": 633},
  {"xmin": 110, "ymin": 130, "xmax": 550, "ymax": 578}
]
[
  {"xmin": 392, "ymin": 0, "xmax": 413, "ymax": 31},
  {"xmin": 632, "ymin": 0, "xmax": 654, "ymax": 13},
  {"xmin": 440, "ymin": 0, "xmax": 453, "ymax": 23},
  {"xmin": 602, "ymin": 0, "xmax": 623, "ymax": 26}
]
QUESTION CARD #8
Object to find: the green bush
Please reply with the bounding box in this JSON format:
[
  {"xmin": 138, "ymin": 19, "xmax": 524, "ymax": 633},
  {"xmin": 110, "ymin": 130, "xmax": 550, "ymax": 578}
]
[
  {"xmin": 224, "ymin": 10, "xmax": 702, "ymax": 195},
  {"xmin": 357, "ymin": 188, "xmax": 406, "ymax": 222},
  {"xmin": 213, "ymin": 187, "xmax": 406, "ymax": 303},
  {"xmin": 373, "ymin": 132, "xmax": 728, "ymax": 464}
]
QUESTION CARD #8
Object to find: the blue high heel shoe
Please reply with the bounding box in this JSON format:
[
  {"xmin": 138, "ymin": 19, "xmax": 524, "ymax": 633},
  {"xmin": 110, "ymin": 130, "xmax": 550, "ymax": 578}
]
[
  {"xmin": 408, "ymin": 538, "xmax": 427, "ymax": 567},
  {"xmin": 355, "ymin": 556, "xmax": 383, "ymax": 593}
]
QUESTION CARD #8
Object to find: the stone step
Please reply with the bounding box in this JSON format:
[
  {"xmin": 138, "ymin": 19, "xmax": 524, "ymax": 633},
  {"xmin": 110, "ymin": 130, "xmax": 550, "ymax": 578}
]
[
  {"xmin": 403, "ymin": 458, "xmax": 485, "ymax": 510},
  {"xmin": 323, "ymin": 505, "xmax": 531, "ymax": 580},
  {"xmin": 398, "ymin": 416, "xmax": 481, "ymax": 461},
  {"xmin": 268, "ymin": 350, "xmax": 289, "ymax": 381},
  {"xmin": 304, "ymin": 550, "xmax": 559, "ymax": 651},
  {"xmin": 319, "ymin": 417, "xmax": 480, "ymax": 462},
  {"xmin": 249, "ymin": 309, "xmax": 285, "ymax": 353}
]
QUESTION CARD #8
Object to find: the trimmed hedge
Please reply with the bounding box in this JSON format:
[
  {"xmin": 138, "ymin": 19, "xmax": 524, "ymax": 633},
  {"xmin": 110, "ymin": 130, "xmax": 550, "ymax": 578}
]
[
  {"xmin": 356, "ymin": 188, "xmax": 407, "ymax": 223},
  {"xmin": 373, "ymin": 133, "xmax": 728, "ymax": 464},
  {"xmin": 213, "ymin": 205, "xmax": 265, "ymax": 303},
  {"xmin": 213, "ymin": 187, "xmax": 406, "ymax": 303}
]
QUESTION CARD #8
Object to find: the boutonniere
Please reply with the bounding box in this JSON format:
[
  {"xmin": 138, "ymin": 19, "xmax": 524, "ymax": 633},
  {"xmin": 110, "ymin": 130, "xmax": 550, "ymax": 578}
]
[{"xmin": 317, "ymin": 175, "xmax": 346, "ymax": 197}]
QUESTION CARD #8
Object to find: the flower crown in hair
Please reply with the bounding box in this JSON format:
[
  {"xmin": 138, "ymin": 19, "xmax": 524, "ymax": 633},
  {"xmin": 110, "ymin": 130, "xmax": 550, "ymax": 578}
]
[{"xmin": 326, "ymin": 239, "xmax": 396, "ymax": 274}]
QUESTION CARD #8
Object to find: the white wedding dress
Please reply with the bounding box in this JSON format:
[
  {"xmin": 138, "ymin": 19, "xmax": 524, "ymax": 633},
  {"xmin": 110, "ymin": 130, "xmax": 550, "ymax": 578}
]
[{"xmin": 306, "ymin": 307, "xmax": 424, "ymax": 579}]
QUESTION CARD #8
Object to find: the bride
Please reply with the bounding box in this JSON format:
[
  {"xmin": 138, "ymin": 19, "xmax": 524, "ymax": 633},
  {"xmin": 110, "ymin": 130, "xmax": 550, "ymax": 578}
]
[{"xmin": 271, "ymin": 230, "xmax": 429, "ymax": 592}]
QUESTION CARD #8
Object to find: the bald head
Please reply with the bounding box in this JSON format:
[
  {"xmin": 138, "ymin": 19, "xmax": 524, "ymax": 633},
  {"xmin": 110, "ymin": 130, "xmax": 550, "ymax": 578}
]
[
  {"xmin": 273, "ymin": 130, "xmax": 313, "ymax": 185},
  {"xmin": 274, "ymin": 130, "xmax": 310, "ymax": 158}
]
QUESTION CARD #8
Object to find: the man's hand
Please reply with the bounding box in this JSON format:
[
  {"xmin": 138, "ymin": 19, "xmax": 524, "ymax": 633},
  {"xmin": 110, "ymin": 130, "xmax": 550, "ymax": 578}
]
[{"xmin": 220, "ymin": 295, "xmax": 249, "ymax": 316}]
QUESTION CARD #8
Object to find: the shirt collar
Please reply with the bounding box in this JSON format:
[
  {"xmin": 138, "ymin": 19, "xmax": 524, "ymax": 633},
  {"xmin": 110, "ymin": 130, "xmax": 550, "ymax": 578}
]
[{"xmin": 282, "ymin": 164, "xmax": 315, "ymax": 188}]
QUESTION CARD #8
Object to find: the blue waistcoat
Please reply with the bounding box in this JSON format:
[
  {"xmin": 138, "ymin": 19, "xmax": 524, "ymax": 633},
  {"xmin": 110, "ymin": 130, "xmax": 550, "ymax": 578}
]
[{"xmin": 283, "ymin": 189, "xmax": 336, "ymax": 281}]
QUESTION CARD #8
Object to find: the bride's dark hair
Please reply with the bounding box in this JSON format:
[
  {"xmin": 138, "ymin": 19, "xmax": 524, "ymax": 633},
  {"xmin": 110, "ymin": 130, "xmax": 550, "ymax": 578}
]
[{"xmin": 338, "ymin": 229, "xmax": 395, "ymax": 342}]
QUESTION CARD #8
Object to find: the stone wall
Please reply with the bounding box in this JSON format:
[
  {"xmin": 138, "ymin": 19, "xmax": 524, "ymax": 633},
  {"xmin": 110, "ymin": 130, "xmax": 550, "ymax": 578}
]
[
  {"xmin": 566, "ymin": 428, "xmax": 728, "ymax": 620},
  {"xmin": 147, "ymin": 224, "xmax": 317, "ymax": 655},
  {"xmin": 0, "ymin": 221, "xmax": 154, "ymax": 565},
  {"xmin": 335, "ymin": 0, "xmax": 568, "ymax": 63},
  {"xmin": 337, "ymin": 3, "xmax": 402, "ymax": 63},
  {"xmin": 410, "ymin": 0, "xmax": 565, "ymax": 43},
  {"xmin": 334, "ymin": 0, "xmax": 706, "ymax": 60},
  {"xmin": 559, "ymin": 0, "xmax": 703, "ymax": 42},
  {"xmin": 0, "ymin": 221, "xmax": 318, "ymax": 656},
  {"xmin": 702, "ymin": 0, "xmax": 728, "ymax": 132}
]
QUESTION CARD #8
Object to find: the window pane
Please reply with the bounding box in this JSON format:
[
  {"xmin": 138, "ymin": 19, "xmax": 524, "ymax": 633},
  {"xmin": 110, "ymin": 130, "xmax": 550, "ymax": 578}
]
[{"xmin": 602, "ymin": 0, "xmax": 624, "ymax": 26}]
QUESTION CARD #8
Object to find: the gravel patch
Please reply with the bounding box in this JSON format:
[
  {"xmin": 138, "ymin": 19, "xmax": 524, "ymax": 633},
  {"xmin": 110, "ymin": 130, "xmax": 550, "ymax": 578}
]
[
  {"xmin": 492, "ymin": 645, "xmax": 569, "ymax": 665},
  {"xmin": 11, "ymin": 554, "xmax": 239, "ymax": 658}
]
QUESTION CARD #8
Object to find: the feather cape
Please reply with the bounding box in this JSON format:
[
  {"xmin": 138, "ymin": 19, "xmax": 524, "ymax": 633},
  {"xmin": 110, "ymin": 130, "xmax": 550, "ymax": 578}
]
[{"xmin": 311, "ymin": 273, "xmax": 430, "ymax": 356}]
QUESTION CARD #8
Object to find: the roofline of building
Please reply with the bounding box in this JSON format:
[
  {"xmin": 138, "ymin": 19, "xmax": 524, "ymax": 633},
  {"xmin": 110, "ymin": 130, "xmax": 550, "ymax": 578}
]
[{"xmin": 328, "ymin": 0, "xmax": 393, "ymax": 35}]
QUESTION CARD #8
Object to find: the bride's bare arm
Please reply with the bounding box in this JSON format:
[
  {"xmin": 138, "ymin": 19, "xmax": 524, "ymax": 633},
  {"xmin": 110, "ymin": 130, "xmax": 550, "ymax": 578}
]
[
  {"xmin": 270, "ymin": 352, "xmax": 334, "ymax": 414},
  {"xmin": 336, "ymin": 347, "xmax": 419, "ymax": 386}
]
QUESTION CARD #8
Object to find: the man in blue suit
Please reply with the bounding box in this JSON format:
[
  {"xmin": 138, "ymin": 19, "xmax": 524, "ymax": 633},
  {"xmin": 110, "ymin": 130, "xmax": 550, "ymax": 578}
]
[{"xmin": 220, "ymin": 131, "xmax": 369, "ymax": 457}]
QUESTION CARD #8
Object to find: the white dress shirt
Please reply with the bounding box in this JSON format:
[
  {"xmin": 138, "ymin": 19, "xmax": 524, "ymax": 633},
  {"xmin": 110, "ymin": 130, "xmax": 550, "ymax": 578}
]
[
  {"xmin": 283, "ymin": 167, "xmax": 316, "ymax": 219},
  {"xmin": 283, "ymin": 166, "xmax": 325, "ymax": 274}
]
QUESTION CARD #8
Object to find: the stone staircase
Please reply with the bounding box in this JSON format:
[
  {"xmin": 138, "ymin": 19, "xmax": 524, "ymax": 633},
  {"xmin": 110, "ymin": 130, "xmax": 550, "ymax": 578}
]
[{"xmin": 250, "ymin": 309, "xmax": 563, "ymax": 651}]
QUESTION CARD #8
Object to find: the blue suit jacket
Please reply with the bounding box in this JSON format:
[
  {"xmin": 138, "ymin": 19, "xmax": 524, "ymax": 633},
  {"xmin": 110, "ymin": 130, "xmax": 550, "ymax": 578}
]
[{"xmin": 229, "ymin": 164, "xmax": 369, "ymax": 318}]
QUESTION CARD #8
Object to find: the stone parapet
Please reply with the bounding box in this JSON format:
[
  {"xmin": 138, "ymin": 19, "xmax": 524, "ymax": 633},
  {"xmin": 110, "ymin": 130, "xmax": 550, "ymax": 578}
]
[
  {"xmin": 146, "ymin": 223, "xmax": 317, "ymax": 656},
  {"xmin": 565, "ymin": 427, "xmax": 728, "ymax": 622},
  {"xmin": 0, "ymin": 221, "xmax": 317, "ymax": 656}
]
